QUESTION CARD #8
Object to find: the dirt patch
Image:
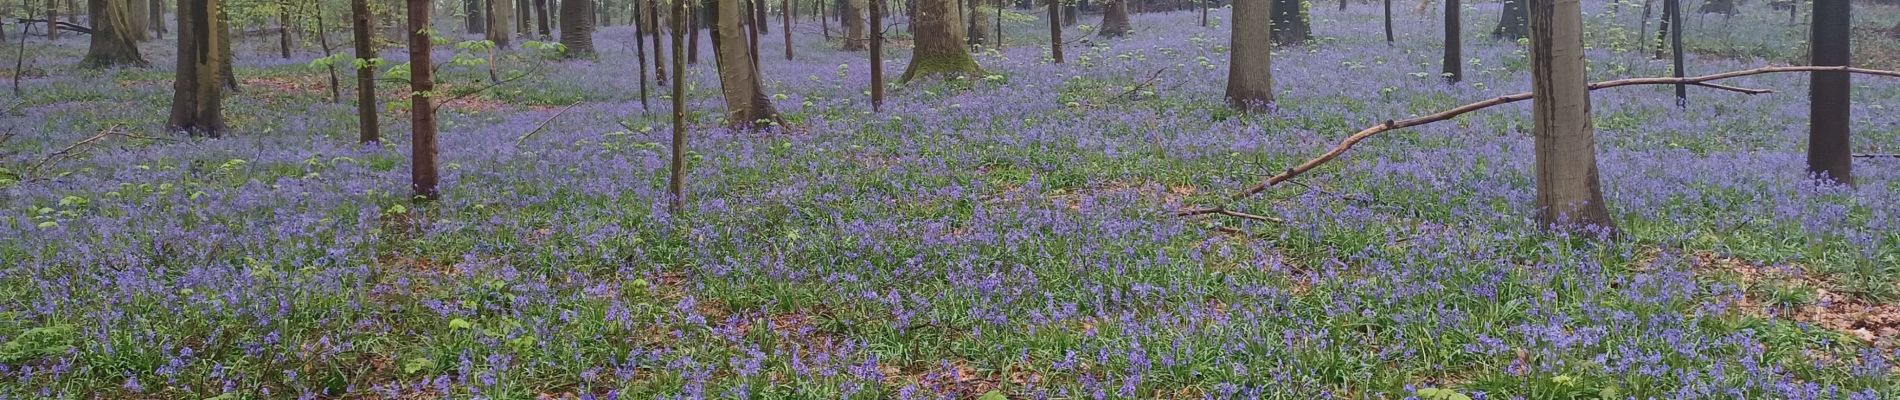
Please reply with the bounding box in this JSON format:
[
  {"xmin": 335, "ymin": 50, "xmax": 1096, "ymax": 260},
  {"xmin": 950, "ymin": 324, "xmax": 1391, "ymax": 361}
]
[{"xmin": 1692, "ymin": 252, "xmax": 1900, "ymax": 347}]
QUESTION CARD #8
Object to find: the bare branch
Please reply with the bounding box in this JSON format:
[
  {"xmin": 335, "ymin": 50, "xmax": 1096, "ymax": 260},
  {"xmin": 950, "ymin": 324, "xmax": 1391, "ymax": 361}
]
[
  {"xmin": 516, "ymin": 102, "xmax": 584, "ymax": 144},
  {"xmin": 1232, "ymin": 65, "xmax": 1900, "ymax": 200},
  {"xmin": 1176, "ymin": 207, "xmax": 1286, "ymax": 223}
]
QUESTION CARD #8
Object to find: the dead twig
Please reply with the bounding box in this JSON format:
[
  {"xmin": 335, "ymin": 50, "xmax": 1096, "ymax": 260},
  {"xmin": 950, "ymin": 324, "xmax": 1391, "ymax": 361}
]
[
  {"xmin": 1233, "ymin": 65, "xmax": 1900, "ymax": 200},
  {"xmin": 1107, "ymin": 68, "xmax": 1170, "ymax": 102},
  {"xmin": 1853, "ymin": 154, "xmax": 1900, "ymax": 159},
  {"xmin": 1176, "ymin": 206, "xmax": 1286, "ymax": 224},
  {"xmin": 515, "ymin": 102, "xmax": 584, "ymax": 145}
]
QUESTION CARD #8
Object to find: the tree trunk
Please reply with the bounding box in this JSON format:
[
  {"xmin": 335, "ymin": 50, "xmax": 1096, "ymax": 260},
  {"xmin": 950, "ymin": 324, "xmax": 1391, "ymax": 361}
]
[
  {"xmin": 316, "ymin": 0, "xmax": 341, "ymax": 103},
  {"xmin": 489, "ymin": 0, "xmax": 515, "ymax": 47},
  {"xmin": 1669, "ymin": 0, "xmax": 1682, "ymax": 105},
  {"xmin": 751, "ymin": 0, "xmax": 767, "ymax": 33},
  {"xmin": 278, "ymin": 0, "xmax": 293, "ymax": 58},
  {"xmin": 1491, "ymin": 0, "xmax": 1525, "ymax": 40},
  {"xmin": 534, "ymin": 0, "xmax": 552, "ymax": 37},
  {"xmin": 599, "ymin": 0, "xmax": 613, "ymax": 25},
  {"xmin": 1654, "ymin": 0, "xmax": 1672, "ymax": 59},
  {"xmin": 518, "ymin": 0, "xmax": 531, "ymax": 34},
  {"xmin": 713, "ymin": 0, "xmax": 782, "ymax": 127},
  {"xmin": 745, "ymin": 0, "xmax": 759, "ymax": 66},
  {"xmin": 353, "ymin": 0, "xmax": 379, "ymax": 143},
  {"xmin": 870, "ymin": 0, "xmax": 883, "ymax": 111},
  {"xmin": 467, "ymin": 0, "xmax": 487, "ymax": 33},
  {"xmin": 900, "ymin": 0, "xmax": 980, "ymax": 82},
  {"xmin": 1062, "ymin": 1, "xmax": 1075, "ymax": 25},
  {"xmin": 559, "ymin": 0, "xmax": 595, "ymax": 56},
  {"xmin": 648, "ymin": 0, "xmax": 668, "ymax": 82},
  {"xmin": 83, "ymin": 0, "xmax": 149, "ymax": 67},
  {"xmin": 408, "ymin": 0, "xmax": 440, "ymax": 201},
  {"xmin": 47, "ymin": 0, "xmax": 58, "ymax": 40},
  {"xmin": 780, "ymin": 0, "xmax": 790, "ymax": 59},
  {"xmin": 668, "ymin": 0, "xmax": 687, "ymax": 213},
  {"xmin": 151, "ymin": 0, "xmax": 165, "ymax": 39},
  {"xmin": 635, "ymin": 0, "xmax": 648, "ymax": 109},
  {"xmin": 1382, "ymin": 0, "xmax": 1392, "ymax": 42},
  {"xmin": 65, "ymin": 0, "xmax": 77, "ymax": 24},
  {"xmin": 168, "ymin": 0, "xmax": 227, "ymax": 137},
  {"xmin": 842, "ymin": 0, "xmax": 865, "ymax": 50},
  {"xmin": 1808, "ymin": 0, "xmax": 1850, "ymax": 184},
  {"xmin": 127, "ymin": 0, "xmax": 148, "ymax": 41},
  {"xmin": 1226, "ymin": 0, "xmax": 1271, "ymax": 109},
  {"xmin": 1528, "ymin": 0, "xmax": 1615, "ymax": 231},
  {"xmin": 1696, "ymin": 0, "xmax": 1732, "ymax": 15},
  {"xmin": 1269, "ymin": 0, "xmax": 1307, "ymax": 44},
  {"xmin": 218, "ymin": 8, "xmax": 237, "ymax": 91},
  {"xmin": 1097, "ymin": 0, "xmax": 1128, "ymax": 37},
  {"xmin": 1048, "ymin": 0, "xmax": 1061, "ymax": 62},
  {"xmin": 966, "ymin": 0, "xmax": 986, "ymax": 46},
  {"xmin": 688, "ymin": 0, "xmax": 702, "ymax": 64},
  {"xmin": 1443, "ymin": 0, "xmax": 1459, "ymax": 83}
]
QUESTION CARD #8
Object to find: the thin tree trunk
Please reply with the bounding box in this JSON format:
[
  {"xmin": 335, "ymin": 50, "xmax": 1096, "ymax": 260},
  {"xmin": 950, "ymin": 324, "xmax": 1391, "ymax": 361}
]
[
  {"xmin": 1268, "ymin": 0, "xmax": 1307, "ymax": 44},
  {"xmin": 13, "ymin": 1, "xmax": 30, "ymax": 96},
  {"xmin": 408, "ymin": 0, "xmax": 439, "ymax": 201},
  {"xmin": 900, "ymin": 0, "xmax": 980, "ymax": 82},
  {"xmin": 353, "ymin": 0, "xmax": 379, "ymax": 143},
  {"xmin": 518, "ymin": 0, "xmax": 531, "ymax": 34},
  {"xmin": 869, "ymin": 0, "xmax": 882, "ymax": 110},
  {"xmin": 634, "ymin": 0, "xmax": 648, "ymax": 110},
  {"xmin": 668, "ymin": 0, "xmax": 686, "ymax": 213},
  {"xmin": 1443, "ymin": 0, "xmax": 1459, "ymax": 82},
  {"xmin": 82, "ymin": 0, "xmax": 149, "ymax": 67},
  {"xmin": 1382, "ymin": 0, "xmax": 1392, "ymax": 42},
  {"xmin": 467, "ymin": 0, "xmax": 487, "ymax": 33},
  {"xmin": 1654, "ymin": 0, "xmax": 1672, "ymax": 59},
  {"xmin": 151, "ymin": 0, "xmax": 165, "ymax": 39},
  {"xmin": 781, "ymin": 0, "xmax": 790, "ymax": 59},
  {"xmin": 751, "ymin": 0, "xmax": 767, "ymax": 33},
  {"xmin": 316, "ymin": 0, "xmax": 340, "ymax": 103},
  {"xmin": 1669, "ymin": 0, "xmax": 1683, "ymax": 105},
  {"xmin": 1638, "ymin": 0, "xmax": 1650, "ymax": 52},
  {"xmin": 1048, "ymin": 0, "xmax": 1061, "ymax": 62},
  {"xmin": 1529, "ymin": 0, "xmax": 1615, "ymax": 231},
  {"xmin": 1226, "ymin": 0, "xmax": 1271, "ymax": 109},
  {"xmin": 1808, "ymin": 0, "xmax": 1850, "ymax": 184},
  {"xmin": 46, "ymin": 0, "xmax": 58, "ymax": 40},
  {"xmin": 647, "ymin": 0, "xmax": 668, "ymax": 81},
  {"xmin": 278, "ymin": 0, "xmax": 293, "ymax": 58},
  {"xmin": 169, "ymin": 0, "xmax": 227, "ymax": 137}
]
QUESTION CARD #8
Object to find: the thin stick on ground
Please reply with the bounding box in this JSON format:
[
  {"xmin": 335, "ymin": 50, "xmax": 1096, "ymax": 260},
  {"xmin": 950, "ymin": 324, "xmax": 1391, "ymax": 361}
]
[
  {"xmin": 1175, "ymin": 206, "xmax": 1286, "ymax": 223},
  {"xmin": 515, "ymin": 101, "xmax": 583, "ymax": 144},
  {"xmin": 1232, "ymin": 66, "xmax": 1900, "ymax": 200}
]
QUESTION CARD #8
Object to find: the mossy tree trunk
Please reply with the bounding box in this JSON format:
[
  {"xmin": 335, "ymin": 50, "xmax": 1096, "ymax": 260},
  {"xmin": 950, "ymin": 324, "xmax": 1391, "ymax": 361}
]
[
  {"xmin": 1529, "ymin": 0, "xmax": 1616, "ymax": 231},
  {"xmin": 168, "ymin": 0, "xmax": 227, "ymax": 137},
  {"xmin": 712, "ymin": 0, "xmax": 782, "ymax": 127},
  {"xmin": 83, "ymin": 0, "xmax": 150, "ymax": 68},
  {"xmin": 1225, "ymin": 0, "xmax": 1270, "ymax": 109},
  {"xmin": 899, "ymin": 0, "xmax": 980, "ymax": 82}
]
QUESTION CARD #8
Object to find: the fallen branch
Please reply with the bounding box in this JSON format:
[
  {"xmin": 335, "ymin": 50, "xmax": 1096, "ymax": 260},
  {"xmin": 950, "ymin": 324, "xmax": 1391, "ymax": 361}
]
[
  {"xmin": 1233, "ymin": 65, "xmax": 1900, "ymax": 200},
  {"xmin": 1175, "ymin": 207, "xmax": 1286, "ymax": 223},
  {"xmin": 515, "ymin": 102, "xmax": 584, "ymax": 145},
  {"xmin": 1107, "ymin": 68, "xmax": 1170, "ymax": 102},
  {"xmin": 14, "ymin": 19, "xmax": 91, "ymax": 35},
  {"xmin": 1853, "ymin": 154, "xmax": 1900, "ymax": 159}
]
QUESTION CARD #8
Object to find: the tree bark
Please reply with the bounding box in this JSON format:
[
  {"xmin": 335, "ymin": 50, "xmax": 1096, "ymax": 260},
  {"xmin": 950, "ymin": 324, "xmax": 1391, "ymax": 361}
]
[
  {"xmin": 1529, "ymin": 0, "xmax": 1615, "ymax": 231},
  {"xmin": 316, "ymin": 0, "xmax": 341, "ymax": 103},
  {"xmin": 1808, "ymin": 0, "xmax": 1850, "ymax": 184},
  {"xmin": 467, "ymin": 0, "xmax": 487, "ymax": 33},
  {"xmin": 900, "ymin": 0, "xmax": 980, "ymax": 82},
  {"xmin": 966, "ymin": 0, "xmax": 986, "ymax": 46},
  {"xmin": 712, "ymin": 0, "xmax": 782, "ymax": 128},
  {"xmin": 83, "ymin": 0, "xmax": 149, "ymax": 67},
  {"xmin": 489, "ymin": 0, "xmax": 515, "ymax": 47},
  {"xmin": 168, "ymin": 0, "xmax": 227, "ymax": 137},
  {"xmin": 559, "ymin": 0, "xmax": 595, "ymax": 56},
  {"xmin": 1269, "ymin": 0, "xmax": 1307, "ymax": 44},
  {"xmin": 1654, "ymin": 0, "xmax": 1672, "ymax": 59},
  {"xmin": 518, "ymin": 0, "xmax": 531, "ymax": 34},
  {"xmin": 869, "ymin": 0, "xmax": 883, "ymax": 110},
  {"xmin": 151, "ymin": 0, "xmax": 165, "ymax": 39},
  {"xmin": 534, "ymin": 0, "xmax": 552, "ymax": 37},
  {"xmin": 46, "ymin": 0, "xmax": 58, "ymax": 40},
  {"xmin": 1226, "ymin": 0, "xmax": 1271, "ymax": 109},
  {"xmin": 780, "ymin": 0, "xmax": 790, "ymax": 59},
  {"xmin": 634, "ymin": 0, "xmax": 648, "ymax": 109},
  {"xmin": 648, "ymin": 0, "xmax": 668, "ymax": 82},
  {"xmin": 1097, "ymin": 0, "xmax": 1129, "ymax": 37},
  {"xmin": 126, "ymin": 0, "xmax": 149, "ymax": 41},
  {"xmin": 1443, "ymin": 0, "xmax": 1459, "ymax": 83},
  {"xmin": 1048, "ymin": 0, "xmax": 1062, "ymax": 62},
  {"xmin": 1492, "ymin": 0, "xmax": 1525, "ymax": 40},
  {"xmin": 408, "ymin": 0, "xmax": 440, "ymax": 201},
  {"xmin": 1383, "ymin": 0, "xmax": 1391, "ymax": 42},
  {"xmin": 353, "ymin": 0, "xmax": 379, "ymax": 144},
  {"xmin": 278, "ymin": 0, "xmax": 293, "ymax": 58},
  {"xmin": 751, "ymin": 0, "xmax": 767, "ymax": 33},
  {"xmin": 842, "ymin": 0, "xmax": 864, "ymax": 50},
  {"xmin": 668, "ymin": 0, "xmax": 687, "ymax": 213}
]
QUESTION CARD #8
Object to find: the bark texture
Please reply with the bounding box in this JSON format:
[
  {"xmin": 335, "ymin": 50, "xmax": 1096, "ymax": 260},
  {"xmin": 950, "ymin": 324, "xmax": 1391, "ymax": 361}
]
[
  {"xmin": 899, "ymin": 0, "xmax": 981, "ymax": 82},
  {"xmin": 842, "ymin": 0, "xmax": 865, "ymax": 50},
  {"xmin": 1808, "ymin": 0, "xmax": 1850, "ymax": 184},
  {"xmin": 408, "ymin": 0, "xmax": 440, "ymax": 200},
  {"xmin": 712, "ymin": 0, "xmax": 782, "ymax": 127},
  {"xmin": 1529, "ymin": 0, "xmax": 1616, "ymax": 231},
  {"xmin": 353, "ymin": 0, "xmax": 380, "ymax": 144},
  {"xmin": 1225, "ymin": 0, "xmax": 1272, "ymax": 109},
  {"xmin": 1492, "ymin": 0, "xmax": 1525, "ymax": 40},
  {"xmin": 168, "ymin": 0, "xmax": 227, "ymax": 137},
  {"xmin": 560, "ymin": 0, "xmax": 596, "ymax": 56},
  {"xmin": 1269, "ymin": 0, "xmax": 1308, "ymax": 44},
  {"xmin": 489, "ymin": 0, "xmax": 516, "ymax": 47},
  {"xmin": 83, "ymin": 0, "xmax": 149, "ymax": 68},
  {"xmin": 1097, "ymin": 0, "xmax": 1129, "ymax": 37}
]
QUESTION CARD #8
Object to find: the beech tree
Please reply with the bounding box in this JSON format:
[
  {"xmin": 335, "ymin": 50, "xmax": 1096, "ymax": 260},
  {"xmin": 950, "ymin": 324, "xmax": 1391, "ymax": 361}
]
[
  {"xmin": 668, "ymin": 0, "xmax": 687, "ymax": 212},
  {"xmin": 489, "ymin": 0, "xmax": 516, "ymax": 47},
  {"xmin": 408, "ymin": 0, "xmax": 440, "ymax": 200},
  {"xmin": 169, "ymin": 0, "xmax": 229, "ymax": 137},
  {"xmin": 1492, "ymin": 0, "xmax": 1525, "ymax": 40},
  {"xmin": 1098, "ymin": 0, "xmax": 1129, "ymax": 37},
  {"xmin": 1808, "ymin": 0, "xmax": 1850, "ymax": 184},
  {"xmin": 842, "ymin": 0, "xmax": 865, "ymax": 50},
  {"xmin": 869, "ymin": 0, "xmax": 883, "ymax": 110},
  {"xmin": 560, "ymin": 0, "xmax": 596, "ymax": 56},
  {"xmin": 1048, "ymin": 0, "xmax": 1061, "ymax": 62},
  {"xmin": 1443, "ymin": 0, "xmax": 1459, "ymax": 83},
  {"xmin": 82, "ymin": 0, "xmax": 148, "ymax": 68},
  {"xmin": 1226, "ymin": 0, "xmax": 1271, "ymax": 109},
  {"xmin": 1528, "ymin": 0, "xmax": 1615, "ymax": 231},
  {"xmin": 899, "ymin": 0, "xmax": 980, "ymax": 82},
  {"xmin": 712, "ymin": 0, "xmax": 782, "ymax": 127},
  {"xmin": 647, "ymin": 0, "xmax": 668, "ymax": 84},
  {"xmin": 353, "ymin": 0, "xmax": 379, "ymax": 144}
]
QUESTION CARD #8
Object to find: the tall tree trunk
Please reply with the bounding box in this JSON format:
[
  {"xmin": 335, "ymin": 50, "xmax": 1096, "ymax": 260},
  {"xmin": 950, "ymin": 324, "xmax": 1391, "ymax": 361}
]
[
  {"xmin": 518, "ymin": 0, "xmax": 531, "ymax": 34},
  {"xmin": 1268, "ymin": 0, "xmax": 1307, "ymax": 44},
  {"xmin": 869, "ymin": 0, "xmax": 883, "ymax": 111},
  {"xmin": 688, "ymin": 0, "xmax": 702, "ymax": 64},
  {"xmin": 1491, "ymin": 0, "xmax": 1525, "ymax": 40},
  {"xmin": 169, "ymin": 0, "xmax": 227, "ymax": 137},
  {"xmin": 534, "ymin": 0, "xmax": 551, "ymax": 37},
  {"xmin": 151, "ymin": 0, "xmax": 165, "ymax": 39},
  {"xmin": 126, "ymin": 0, "xmax": 148, "ymax": 41},
  {"xmin": 667, "ymin": 0, "xmax": 687, "ymax": 213},
  {"xmin": 83, "ymin": 0, "xmax": 149, "ymax": 67},
  {"xmin": 647, "ymin": 0, "xmax": 668, "ymax": 82},
  {"xmin": 780, "ymin": 0, "xmax": 790, "ymax": 59},
  {"xmin": 1062, "ymin": 1, "xmax": 1075, "ymax": 25},
  {"xmin": 1097, "ymin": 0, "xmax": 1128, "ymax": 37},
  {"xmin": 1529, "ymin": 0, "xmax": 1615, "ymax": 231},
  {"xmin": 65, "ymin": 0, "xmax": 76, "ymax": 23},
  {"xmin": 278, "ymin": 0, "xmax": 293, "ymax": 58},
  {"xmin": 713, "ymin": 0, "xmax": 781, "ymax": 127},
  {"xmin": 408, "ymin": 0, "xmax": 440, "ymax": 201},
  {"xmin": 46, "ymin": 0, "xmax": 58, "ymax": 40},
  {"xmin": 1637, "ymin": 0, "xmax": 1650, "ymax": 52},
  {"xmin": 821, "ymin": 0, "xmax": 829, "ymax": 40},
  {"xmin": 900, "ymin": 0, "xmax": 980, "ymax": 82},
  {"xmin": 841, "ymin": 0, "xmax": 865, "ymax": 50},
  {"xmin": 353, "ymin": 0, "xmax": 379, "ymax": 143},
  {"xmin": 1653, "ymin": 0, "xmax": 1672, "ymax": 59},
  {"xmin": 1226, "ymin": 0, "xmax": 1270, "ymax": 109},
  {"xmin": 1808, "ymin": 0, "xmax": 1850, "ymax": 184},
  {"xmin": 488, "ymin": 0, "xmax": 515, "ymax": 47},
  {"xmin": 750, "ymin": 0, "xmax": 766, "ymax": 33},
  {"xmin": 1382, "ymin": 0, "xmax": 1392, "ymax": 42},
  {"xmin": 634, "ymin": 0, "xmax": 648, "ymax": 110},
  {"xmin": 599, "ymin": 0, "xmax": 612, "ymax": 25},
  {"xmin": 559, "ymin": 0, "xmax": 595, "ymax": 56},
  {"xmin": 467, "ymin": 0, "xmax": 487, "ymax": 33},
  {"xmin": 218, "ymin": 7, "xmax": 237, "ymax": 91},
  {"xmin": 1048, "ymin": 0, "xmax": 1061, "ymax": 62},
  {"xmin": 745, "ymin": 0, "xmax": 759, "ymax": 66},
  {"xmin": 1668, "ymin": 0, "xmax": 1682, "ymax": 105},
  {"xmin": 316, "ymin": 0, "xmax": 341, "ymax": 103},
  {"xmin": 1443, "ymin": 0, "xmax": 1459, "ymax": 82}
]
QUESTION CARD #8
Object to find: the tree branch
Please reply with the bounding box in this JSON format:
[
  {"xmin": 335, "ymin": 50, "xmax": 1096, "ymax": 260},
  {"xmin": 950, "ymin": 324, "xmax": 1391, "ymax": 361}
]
[
  {"xmin": 1232, "ymin": 65, "xmax": 1900, "ymax": 200},
  {"xmin": 1176, "ymin": 207, "xmax": 1286, "ymax": 223}
]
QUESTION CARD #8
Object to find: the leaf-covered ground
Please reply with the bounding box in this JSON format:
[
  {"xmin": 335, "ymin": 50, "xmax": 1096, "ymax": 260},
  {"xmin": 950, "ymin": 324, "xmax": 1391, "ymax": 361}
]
[{"xmin": 3, "ymin": 1, "xmax": 1899, "ymax": 399}]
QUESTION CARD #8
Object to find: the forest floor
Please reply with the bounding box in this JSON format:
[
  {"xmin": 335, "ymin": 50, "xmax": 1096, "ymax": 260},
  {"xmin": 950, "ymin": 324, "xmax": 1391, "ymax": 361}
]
[{"xmin": 3, "ymin": 1, "xmax": 1900, "ymax": 399}]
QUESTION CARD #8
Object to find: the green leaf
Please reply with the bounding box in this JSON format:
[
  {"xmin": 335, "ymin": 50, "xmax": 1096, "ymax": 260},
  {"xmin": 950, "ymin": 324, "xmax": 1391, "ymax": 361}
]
[
  {"xmin": 977, "ymin": 391, "xmax": 1007, "ymax": 400},
  {"xmin": 402, "ymin": 357, "xmax": 436, "ymax": 374},
  {"xmin": 448, "ymin": 318, "xmax": 472, "ymax": 330}
]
